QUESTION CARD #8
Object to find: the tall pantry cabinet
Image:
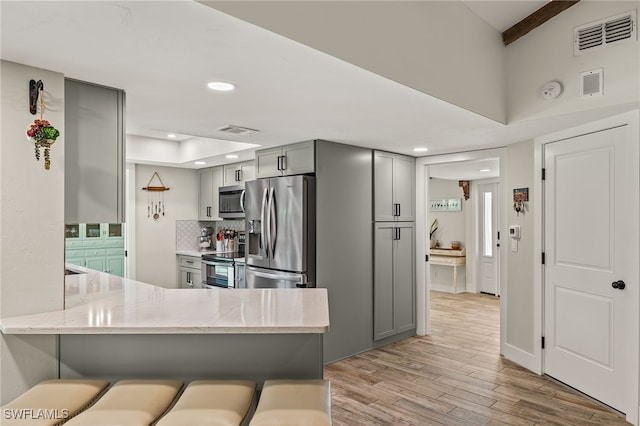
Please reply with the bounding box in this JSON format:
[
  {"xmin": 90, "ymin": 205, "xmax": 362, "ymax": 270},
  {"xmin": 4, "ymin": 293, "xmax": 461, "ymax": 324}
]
[{"xmin": 373, "ymin": 151, "xmax": 416, "ymax": 341}]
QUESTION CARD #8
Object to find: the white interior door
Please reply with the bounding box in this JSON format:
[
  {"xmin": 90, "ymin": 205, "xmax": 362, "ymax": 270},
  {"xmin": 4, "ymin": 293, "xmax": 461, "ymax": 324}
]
[
  {"xmin": 479, "ymin": 182, "xmax": 499, "ymax": 295},
  {"xmin": 543, "ymin": 124, "xmax": 638, "ymax": 420}
]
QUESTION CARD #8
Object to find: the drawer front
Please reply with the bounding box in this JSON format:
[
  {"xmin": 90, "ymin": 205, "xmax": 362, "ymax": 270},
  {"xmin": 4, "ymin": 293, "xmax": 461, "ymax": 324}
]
[
  {"xmin": 65, "ymin": 249, "xmax": 85, "ymax": 260},
  {"xmin": 106, "ymin": 247, "xmax": 125, "ymax": 256},
  {"xmin": 65, "ymin": 240, "xmax": 84, "ymax": 249},
  {"xmin": 179, "ymin": 256, "xmax": 201, "ymax": 268},
  {"xmin": 84, "ymin": 248, "xmax": 107, "ymax": 257}
]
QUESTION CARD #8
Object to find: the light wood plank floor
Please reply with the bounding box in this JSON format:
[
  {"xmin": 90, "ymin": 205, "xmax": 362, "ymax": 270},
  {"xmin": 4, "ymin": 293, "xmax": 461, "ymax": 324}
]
[{"xmin": 325, "ymin": 291, "xmax": 629, "ymax": 425}]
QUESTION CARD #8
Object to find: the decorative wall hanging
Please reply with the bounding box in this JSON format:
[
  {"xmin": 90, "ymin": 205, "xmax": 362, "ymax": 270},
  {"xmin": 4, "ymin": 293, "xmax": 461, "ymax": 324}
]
[
  {"xmin": 513, "ymin": 187, "xmax": 529, "ymax": 216},
  {"xmin": 430, "ymin": 198, "xmax": 462, "ymax": 212},
  {"xmin": 26, "ymin": 79, "xmax": 60, "ymax": 170},
  {"xmin": 142, "ymin": 172, "xmax": 170, "ymax": 220},
  {"xmin": 458, "ymin": 180, "xmax": 470, "ymax": 200}
]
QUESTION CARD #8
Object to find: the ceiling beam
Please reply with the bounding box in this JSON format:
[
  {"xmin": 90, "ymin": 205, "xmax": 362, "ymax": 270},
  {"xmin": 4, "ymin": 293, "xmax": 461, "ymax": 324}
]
[{"xmin": 502, "ymin": 0, "xmax": 580, "ymax": 46}]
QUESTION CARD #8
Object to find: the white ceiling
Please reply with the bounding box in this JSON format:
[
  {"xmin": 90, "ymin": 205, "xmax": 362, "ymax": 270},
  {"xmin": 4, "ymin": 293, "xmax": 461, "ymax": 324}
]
[{"xmin": 0, "ymin": 1, "xmax": 629, "ymax": 173}]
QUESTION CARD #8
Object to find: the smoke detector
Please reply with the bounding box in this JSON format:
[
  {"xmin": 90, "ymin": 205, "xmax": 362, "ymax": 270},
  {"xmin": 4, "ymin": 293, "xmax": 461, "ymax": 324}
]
[{"xmin": 542, "ymin": 81, "xmax": 563, "ymax": 99}]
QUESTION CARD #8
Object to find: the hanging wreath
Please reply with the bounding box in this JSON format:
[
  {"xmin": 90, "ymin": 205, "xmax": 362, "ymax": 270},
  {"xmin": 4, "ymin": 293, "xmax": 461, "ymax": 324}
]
[
  {"xmin": 27, "ymin": 119, "xmax": 60, "ymax": 170},
  {"xmin": 26, "ymin": 81, "xmax": 60, "ymax": 170}
]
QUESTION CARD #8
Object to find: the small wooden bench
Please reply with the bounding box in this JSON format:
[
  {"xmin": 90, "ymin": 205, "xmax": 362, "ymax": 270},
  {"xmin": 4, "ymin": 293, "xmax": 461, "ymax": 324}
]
[
  {"xmin": 0, "ymin": 379, "xmax": 109, "ymax": 426},
  {"xmin": 64, "ymin": 379, "xmax": 183, "ymax": 425},
  {"xmin": 249, "ymin": 379, "xmax": 331, "ymax": 426},
  {"xmin": 156, "ymin": 380, "xmax": 256, "ymax": 426}
]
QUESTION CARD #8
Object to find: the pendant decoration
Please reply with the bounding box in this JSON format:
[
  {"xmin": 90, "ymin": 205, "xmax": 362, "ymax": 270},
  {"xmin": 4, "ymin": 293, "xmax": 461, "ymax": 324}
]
[
  {"xmin": 142, "ymin": 172, "xmax": 170, "ymax": 220},
  {"xmin": 26, "ymin": 80, "xmax": 60, "ymax": 170}
]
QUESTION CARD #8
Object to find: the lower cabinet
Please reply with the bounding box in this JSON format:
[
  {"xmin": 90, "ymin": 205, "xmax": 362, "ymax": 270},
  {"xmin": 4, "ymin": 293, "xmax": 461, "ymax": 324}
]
[
  {"xmin": 178, "ymin": 255, "xmax": 202, "ymax": 289},
  {"xmin": 373, "ymin": 222, "xmax": 415, "ymax": 341}
]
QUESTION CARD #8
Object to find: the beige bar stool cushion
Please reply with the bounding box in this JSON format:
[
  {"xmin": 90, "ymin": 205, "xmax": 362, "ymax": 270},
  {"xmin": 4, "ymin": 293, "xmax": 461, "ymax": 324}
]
[
  {"xmin": 0, "ymin": 379, "xmax": 109, "ymax": 426},
  {"xmin": 156, "ymin": 380, "xmax": 256, "ymax": 426},
  {"xmin": 250, "ymin": 380, "xmax": 331, "ymax": 426},
  {"xmin": 64, "ymin": 379, "xmax": 183, "ymax": 426}
]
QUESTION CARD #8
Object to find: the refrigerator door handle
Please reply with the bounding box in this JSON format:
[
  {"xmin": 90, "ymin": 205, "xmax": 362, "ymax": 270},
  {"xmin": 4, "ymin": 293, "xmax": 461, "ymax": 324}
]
[
  {"xmin": 269, "ymin": 187, "xmax": 277, "ymax": 257},
  {"xmin": 267, "ymin": 187, "xmax": 276, "ymax": 258},
  {"xmin": 251, "ymin": 270, "xmax": 304, "ymax": 283},
  {"xmin": 260, "ymin": 187, "xmax": 268, "ymax": 252}
]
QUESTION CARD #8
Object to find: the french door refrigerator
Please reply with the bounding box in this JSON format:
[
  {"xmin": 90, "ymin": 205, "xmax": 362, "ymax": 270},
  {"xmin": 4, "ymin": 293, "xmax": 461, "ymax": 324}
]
[{"xmin": 245, "ymin": 175, "xmax": 315, "ymax": 288}]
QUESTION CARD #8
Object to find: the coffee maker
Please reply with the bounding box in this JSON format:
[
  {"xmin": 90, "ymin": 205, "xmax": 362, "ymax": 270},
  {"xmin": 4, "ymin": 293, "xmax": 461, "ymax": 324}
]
[{"xmin": 237, "ymin": 231, "xmax": 245, "ymax": 256}]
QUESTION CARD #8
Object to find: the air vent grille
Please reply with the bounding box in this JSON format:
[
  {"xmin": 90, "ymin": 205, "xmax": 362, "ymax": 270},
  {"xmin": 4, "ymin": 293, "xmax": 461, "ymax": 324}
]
[
  {"xmin": 574, "ymin": 11, "xmax": 636, "ymax": 55},
  {"xmin": 216, "ymin": 125, "xmax": 259, "ymax": 136}
]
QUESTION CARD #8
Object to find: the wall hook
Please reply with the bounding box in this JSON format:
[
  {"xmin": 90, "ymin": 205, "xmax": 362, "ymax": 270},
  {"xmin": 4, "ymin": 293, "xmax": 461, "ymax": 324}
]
[{"xmin": 29, "ymin": 79, "xmax": 44, "ymax": 115}]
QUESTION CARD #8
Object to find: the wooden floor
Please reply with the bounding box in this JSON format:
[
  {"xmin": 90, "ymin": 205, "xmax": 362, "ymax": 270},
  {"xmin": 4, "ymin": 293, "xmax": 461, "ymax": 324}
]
[{"xmin": 325, "ymin": 291, "xmax": 629, "ymax": 425}]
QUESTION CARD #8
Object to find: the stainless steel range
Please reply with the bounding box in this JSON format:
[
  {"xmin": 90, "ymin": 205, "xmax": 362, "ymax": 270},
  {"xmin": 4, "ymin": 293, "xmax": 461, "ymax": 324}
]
[{"xmin": 201, "ymin": 232, "xmax": 245, "ymax": 289}]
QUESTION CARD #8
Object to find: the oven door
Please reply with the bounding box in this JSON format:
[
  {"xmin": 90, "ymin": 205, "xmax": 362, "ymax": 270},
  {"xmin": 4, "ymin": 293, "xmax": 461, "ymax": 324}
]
[{"xmin": 201, "ymin": 260, "xmax": 236, "ymax": 288}]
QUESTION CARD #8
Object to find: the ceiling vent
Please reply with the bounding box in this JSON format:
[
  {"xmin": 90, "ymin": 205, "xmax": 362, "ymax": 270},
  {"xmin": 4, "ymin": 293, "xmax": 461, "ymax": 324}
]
[
  {"xmin": 216, "ymin": 125, "xmax": 259, "ymax": 136},
  {"xmin": 574, "ymin": 10, "xmax": 636, "ymax": 55}
]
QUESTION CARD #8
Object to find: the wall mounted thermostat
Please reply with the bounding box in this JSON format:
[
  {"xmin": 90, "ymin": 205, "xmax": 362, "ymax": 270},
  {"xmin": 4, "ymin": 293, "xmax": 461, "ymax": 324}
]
[{"xmin": 509, "ymin": 225, "xmax": 520, "ymax": 252}]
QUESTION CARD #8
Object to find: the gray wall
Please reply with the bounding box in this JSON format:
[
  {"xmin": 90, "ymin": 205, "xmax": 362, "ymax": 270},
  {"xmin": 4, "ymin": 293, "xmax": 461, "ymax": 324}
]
[{"xmin": 316, "ymin": 141, "xmax": 374, "ymax": 362}]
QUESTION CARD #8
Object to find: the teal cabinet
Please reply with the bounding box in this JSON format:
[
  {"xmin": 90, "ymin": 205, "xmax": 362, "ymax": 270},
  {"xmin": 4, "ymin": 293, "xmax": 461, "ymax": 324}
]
[{"xmin": 65, "ymin": 223, "xmax": 125, "ymax": 276}]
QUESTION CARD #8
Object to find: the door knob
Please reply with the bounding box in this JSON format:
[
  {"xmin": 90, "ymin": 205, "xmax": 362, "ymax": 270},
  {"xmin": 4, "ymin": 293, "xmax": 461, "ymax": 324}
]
[{"xmin": 612, "ymin": 280, "xmax": 626, "ymax": 290}]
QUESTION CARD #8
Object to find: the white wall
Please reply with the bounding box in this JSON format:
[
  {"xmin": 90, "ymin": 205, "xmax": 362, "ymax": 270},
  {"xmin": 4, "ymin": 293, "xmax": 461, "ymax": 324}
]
[
  {"xmin": 205, "ymin": 1, "xmax": 506, "ymax": 123},
  {"xmin": 503, "ymin": 140, "xmax": 535, "ymax": 357},
  {"xmin": 0, "ymin": 61, "xmax": 65, "ymax": 403},
  {"xmin": 135, "ymin": 164, "xmax": 198, "ymax": 288},
  {"xmin": 506, "ymin": 1, "xmax": 640, "ymax": 122}
]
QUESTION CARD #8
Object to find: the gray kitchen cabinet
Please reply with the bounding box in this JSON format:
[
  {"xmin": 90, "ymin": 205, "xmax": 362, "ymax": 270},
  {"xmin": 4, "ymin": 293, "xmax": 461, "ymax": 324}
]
[
  {"xmin": 178, "ymin": 255, "xmax": 201, "ymax": 289},
  {"xmin": 223, "ymin": 160, "xmax": 255, "ymax": 186},
  {"xmin": 65, "ymin": 79, "xmax": 125, "ymax": 224},
  {"xmin": 255, "ymin": 140, "xmax": 315, "ymax": 178},
  {"xmin": 374, "ymin": 151, "xmax": 415, "ymax": 222},
  {"xmin": 373, "ymin": 222, "xmax": 415, "ymax": 341},
  {"xmin": 199, "ymin": 166, "xmax": 223, "ymax": 220}
]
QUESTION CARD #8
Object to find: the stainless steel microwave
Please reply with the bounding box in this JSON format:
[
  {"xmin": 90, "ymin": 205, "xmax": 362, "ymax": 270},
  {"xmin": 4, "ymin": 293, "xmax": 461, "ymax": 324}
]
[{"xmin": 218, "ymin": 185, "xmax": 245, "ymax": 219}]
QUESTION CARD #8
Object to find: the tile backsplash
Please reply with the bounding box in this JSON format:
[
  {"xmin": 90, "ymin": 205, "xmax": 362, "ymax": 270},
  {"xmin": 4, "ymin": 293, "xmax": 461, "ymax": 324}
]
[{"xmin": 176, "ymin": 219, "xmax": 245, "ymax": 252}]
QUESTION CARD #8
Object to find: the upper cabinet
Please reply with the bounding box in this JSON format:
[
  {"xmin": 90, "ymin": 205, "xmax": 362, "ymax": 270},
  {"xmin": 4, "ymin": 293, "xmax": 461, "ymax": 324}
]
[
  {"xmin": 223, "ymin": 160, "xmax": 255, "ymax": 186},
  {"xmin": 255, "ymin": 140, "xmax": 315, "ymax": 179},
  {"xmin": 65, "ymin": 79, "xmax": 125, "ymax": 224},
  {"xmin": 373, "ymin": 151, "xmax": 415, "ymax": 222},
  {"xmin": 199, "ymin": 166, "xmax": 223, "ymax": 221}
]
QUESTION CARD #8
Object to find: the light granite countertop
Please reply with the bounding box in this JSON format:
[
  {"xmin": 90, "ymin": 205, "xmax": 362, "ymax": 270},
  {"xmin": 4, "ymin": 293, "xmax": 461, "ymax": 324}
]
[{"xmin": 0, "ymin": 266, "xmax": 329, "ymax": 335}]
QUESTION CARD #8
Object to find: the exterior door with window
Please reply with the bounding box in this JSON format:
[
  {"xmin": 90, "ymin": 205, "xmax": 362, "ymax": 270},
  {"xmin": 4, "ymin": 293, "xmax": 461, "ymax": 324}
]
[{"xmin": 479, "ymin": 182, "xmax": 499, "ymax": 295}]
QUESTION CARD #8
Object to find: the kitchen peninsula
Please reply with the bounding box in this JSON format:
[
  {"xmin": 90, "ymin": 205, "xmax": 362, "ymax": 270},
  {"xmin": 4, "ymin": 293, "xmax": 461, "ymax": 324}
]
[{"xmin": 0, "ymin": 266, "xmax": 329, "ymax": 384}]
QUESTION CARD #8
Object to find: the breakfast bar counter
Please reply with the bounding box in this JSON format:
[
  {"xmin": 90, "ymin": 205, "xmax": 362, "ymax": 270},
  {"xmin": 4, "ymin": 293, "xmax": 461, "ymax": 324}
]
[
  {"xmin": 0, "ymin": 266, "xmax": 330, "ymax": 383},
  {"xmin": 0, "ymin": 266, "xmax": 329, "ymax": 335}
]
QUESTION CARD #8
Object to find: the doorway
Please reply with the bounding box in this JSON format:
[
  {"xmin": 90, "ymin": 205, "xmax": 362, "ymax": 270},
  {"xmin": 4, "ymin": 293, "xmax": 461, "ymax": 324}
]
[{"xmin": 415, "ymin": 149, "xmax": 506, "ymax": 336}]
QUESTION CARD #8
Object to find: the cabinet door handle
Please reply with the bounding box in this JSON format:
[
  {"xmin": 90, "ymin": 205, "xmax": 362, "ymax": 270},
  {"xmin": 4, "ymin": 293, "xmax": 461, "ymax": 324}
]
[
  {"xmin": 281, "ymin": 155, "xmax": 286, "ymax": 171},
  {"xmin": 277, "ymin": 156, "xmax": 282, "ymax": 171},
  {"xmin": 397, "ymin": 203, "xmax": 401, "ymax": 217},
  {"xmin": 187, "ymin": 272, "xmax": 191, "ymax": 284}
]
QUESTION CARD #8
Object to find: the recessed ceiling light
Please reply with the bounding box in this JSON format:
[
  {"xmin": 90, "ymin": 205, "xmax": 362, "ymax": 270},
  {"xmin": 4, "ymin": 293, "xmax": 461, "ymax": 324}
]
[
  {"xmin": 207, "ymin": 81, "xmax": 236, "ymax": 91},
  {"xmin": 225, "ymin": 154, "xmax": 239, "ymax": 159},
  {"xmin": 194, "ymin": 161, "xmax": 206, "ymax": 165},
  {"xmin": 167, "ymin": 134, "xmax": 177, "ymax": 138},
  {"xmin": 479, "ymin": 168, "xmax": 491, "ymax": 172},
  {"xmin": 413, "ymin": 147, "xmax": 428, "ymax": 152}
]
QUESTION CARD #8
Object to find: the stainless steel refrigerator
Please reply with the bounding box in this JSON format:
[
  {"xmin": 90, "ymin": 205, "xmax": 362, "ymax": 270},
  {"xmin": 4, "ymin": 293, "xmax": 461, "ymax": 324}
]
[{"xmin": 245, "ymin": 175, "xmax": 315, "ymax": 288}]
